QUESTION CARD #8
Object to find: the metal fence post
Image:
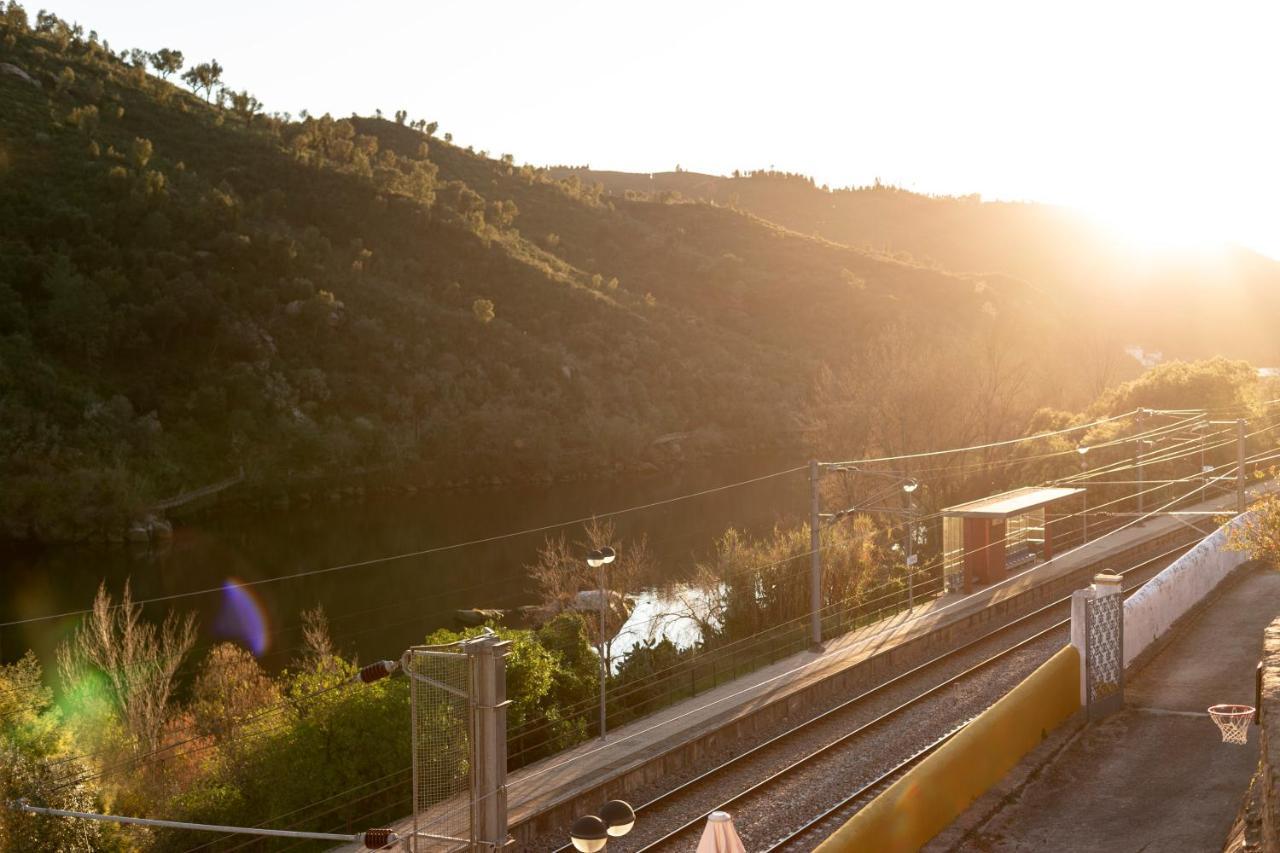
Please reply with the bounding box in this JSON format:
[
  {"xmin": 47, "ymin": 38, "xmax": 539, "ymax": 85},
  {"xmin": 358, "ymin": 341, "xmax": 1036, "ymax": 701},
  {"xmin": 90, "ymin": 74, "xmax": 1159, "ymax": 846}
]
[{"xmin": 467, "ymin": 636, "xmax": 513, "ymax": 850}]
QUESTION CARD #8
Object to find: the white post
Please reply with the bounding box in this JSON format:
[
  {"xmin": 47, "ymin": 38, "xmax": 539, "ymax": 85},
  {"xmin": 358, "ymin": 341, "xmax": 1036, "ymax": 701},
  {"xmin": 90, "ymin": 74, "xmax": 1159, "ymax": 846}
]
[{"xmin": 1070, "ymin": 588, "xmax": 1091, "ymax": 706}]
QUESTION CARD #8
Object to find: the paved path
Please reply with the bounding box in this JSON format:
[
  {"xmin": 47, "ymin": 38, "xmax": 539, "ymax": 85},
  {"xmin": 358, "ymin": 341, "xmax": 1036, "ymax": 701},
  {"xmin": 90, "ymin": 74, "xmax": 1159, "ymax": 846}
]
[{"xmin": 955, "ymin": 563, "xmax": 1279, "ymax": 853}]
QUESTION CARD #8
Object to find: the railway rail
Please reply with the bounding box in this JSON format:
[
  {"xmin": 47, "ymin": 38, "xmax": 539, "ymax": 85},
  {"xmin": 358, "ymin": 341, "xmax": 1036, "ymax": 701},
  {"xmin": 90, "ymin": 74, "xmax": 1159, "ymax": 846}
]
[{"xmin": 547, "ymin": 527, "xmax": 1208, "ymax": 853}]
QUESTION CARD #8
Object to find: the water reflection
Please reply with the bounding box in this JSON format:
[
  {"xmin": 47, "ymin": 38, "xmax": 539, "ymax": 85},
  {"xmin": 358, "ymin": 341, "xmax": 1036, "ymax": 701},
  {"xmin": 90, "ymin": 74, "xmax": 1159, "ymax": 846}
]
[{"xmin": 1, "ymin": 454, "xmax": 804, "ymax": 672}]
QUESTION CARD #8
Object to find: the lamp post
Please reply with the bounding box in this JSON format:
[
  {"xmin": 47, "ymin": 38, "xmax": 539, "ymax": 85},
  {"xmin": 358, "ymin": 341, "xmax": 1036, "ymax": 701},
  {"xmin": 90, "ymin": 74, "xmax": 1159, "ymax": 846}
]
[
  {"xmin": 586, "ymin": 546, "xmax": 616, "ymax": 740},
  {"xmin": 1077, "ymin": 445, "xmax": 1090, "ymax": 544},
  {"xmin": 902, "ymin": 479, "xmax": 919, "ymax": 606},
  {"xmin": 569, "ymin": 801, "xmax": 636, "ymax": 852}
]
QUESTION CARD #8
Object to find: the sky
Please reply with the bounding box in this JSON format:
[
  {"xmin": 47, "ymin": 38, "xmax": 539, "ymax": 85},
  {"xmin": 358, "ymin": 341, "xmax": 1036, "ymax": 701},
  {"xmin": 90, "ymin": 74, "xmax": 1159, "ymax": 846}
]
[{"xmin": 48, "ymin": 0, "xmax": 1280, "ymax": 259}]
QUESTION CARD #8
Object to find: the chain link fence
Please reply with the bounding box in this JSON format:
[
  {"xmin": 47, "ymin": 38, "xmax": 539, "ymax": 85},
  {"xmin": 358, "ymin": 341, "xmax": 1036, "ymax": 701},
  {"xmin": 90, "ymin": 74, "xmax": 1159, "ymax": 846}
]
[{"xmin": 402, "ymin": 644, "xmax": 473, "ymax": 852}]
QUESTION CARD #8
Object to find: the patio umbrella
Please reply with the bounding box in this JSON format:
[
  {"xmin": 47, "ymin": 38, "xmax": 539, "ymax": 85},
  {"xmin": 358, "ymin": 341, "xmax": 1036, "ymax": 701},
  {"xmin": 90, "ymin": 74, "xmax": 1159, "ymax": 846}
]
[{"xmin": 695, "ymin": 811, "xmax": 746, "ymax": 853}]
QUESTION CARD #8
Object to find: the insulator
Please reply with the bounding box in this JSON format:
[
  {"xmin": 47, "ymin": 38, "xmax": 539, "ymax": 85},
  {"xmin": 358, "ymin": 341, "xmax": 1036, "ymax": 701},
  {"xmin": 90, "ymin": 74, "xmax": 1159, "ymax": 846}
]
[
  {"xmin": 357, "ymin": 660, "xmax": 397, "ymax": 684},
  {"xmin": 362, "ymin": 827, "xmax": 397, "ymax": 848}
]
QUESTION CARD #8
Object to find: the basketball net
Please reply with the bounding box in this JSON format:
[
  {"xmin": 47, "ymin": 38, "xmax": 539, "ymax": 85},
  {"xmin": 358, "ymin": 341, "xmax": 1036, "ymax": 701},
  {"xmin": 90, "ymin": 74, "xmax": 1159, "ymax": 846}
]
[{"xmin": 1207, "ymin": 704, "xmax": 1255, "ymax": 745}]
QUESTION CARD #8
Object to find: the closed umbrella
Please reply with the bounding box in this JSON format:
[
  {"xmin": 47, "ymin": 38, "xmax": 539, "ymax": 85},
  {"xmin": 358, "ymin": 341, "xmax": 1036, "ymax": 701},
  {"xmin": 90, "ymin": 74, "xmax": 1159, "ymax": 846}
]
[{"xmin": 695, "ymin": 811, "xmax": 746, "ymax": 853}]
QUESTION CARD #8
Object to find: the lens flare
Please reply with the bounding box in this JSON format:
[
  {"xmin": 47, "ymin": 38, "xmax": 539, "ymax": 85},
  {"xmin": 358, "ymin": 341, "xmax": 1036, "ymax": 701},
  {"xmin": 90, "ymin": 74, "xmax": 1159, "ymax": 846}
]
[{"xmin": 215, "ymin": 577, "xmax": 270, "ymax": 656}]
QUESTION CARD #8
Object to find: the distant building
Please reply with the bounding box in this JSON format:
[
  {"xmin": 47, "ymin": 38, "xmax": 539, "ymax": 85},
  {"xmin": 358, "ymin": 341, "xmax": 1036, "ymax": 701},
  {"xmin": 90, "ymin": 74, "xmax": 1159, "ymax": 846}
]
[{"xmin": 1125, "ymin": 346, "xmax": 1164, "ymax": 369}]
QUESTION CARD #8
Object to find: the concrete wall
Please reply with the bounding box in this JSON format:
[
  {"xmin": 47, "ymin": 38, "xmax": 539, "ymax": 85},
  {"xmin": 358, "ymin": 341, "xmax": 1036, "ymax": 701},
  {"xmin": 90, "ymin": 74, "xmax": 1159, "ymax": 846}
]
[
  {"xmin": 1123, "ymin": 514, "xmax": 1253, "ymax": 668},
  {"xmin": 813, "ymin": 645, "xmax": 1080, "ymax": 853}
]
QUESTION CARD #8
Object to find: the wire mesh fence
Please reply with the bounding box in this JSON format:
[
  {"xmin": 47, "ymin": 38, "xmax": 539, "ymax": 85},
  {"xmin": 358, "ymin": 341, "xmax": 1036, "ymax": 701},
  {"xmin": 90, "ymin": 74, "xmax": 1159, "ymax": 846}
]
[{"xmin": 403, "ymin": 644, "xmax": 473, "ymax": 852}]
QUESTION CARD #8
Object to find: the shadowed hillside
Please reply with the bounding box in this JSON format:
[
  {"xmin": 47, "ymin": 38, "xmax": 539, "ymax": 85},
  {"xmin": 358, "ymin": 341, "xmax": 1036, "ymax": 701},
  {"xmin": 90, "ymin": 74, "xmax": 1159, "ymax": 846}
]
[{"xmin": 0, "ymin": 9, "xmax": 1127, "ymax": 541}]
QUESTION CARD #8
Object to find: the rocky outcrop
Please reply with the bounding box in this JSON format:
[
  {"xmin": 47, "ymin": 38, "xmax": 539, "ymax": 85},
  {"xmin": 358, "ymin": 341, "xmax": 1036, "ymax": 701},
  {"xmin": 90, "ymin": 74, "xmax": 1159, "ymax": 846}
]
[
  {"xmin": 1260, "ymin": 617, "xmax": 1280, "ymax": 850},
  {"xmin": 0, "ymin": 62, "xmax": 40, "ymax": 88}
]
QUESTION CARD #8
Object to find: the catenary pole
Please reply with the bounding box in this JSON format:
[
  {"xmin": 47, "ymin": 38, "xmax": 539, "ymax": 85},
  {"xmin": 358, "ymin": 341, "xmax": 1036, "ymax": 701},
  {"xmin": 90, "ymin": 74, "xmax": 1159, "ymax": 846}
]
[
  {"xmin": 1237, "ymin": 418, "xmax": 1248, "ymax": 513},
  {"xmin": 809, "ymin": 459, "xmax": 822, "ymax": 648}
]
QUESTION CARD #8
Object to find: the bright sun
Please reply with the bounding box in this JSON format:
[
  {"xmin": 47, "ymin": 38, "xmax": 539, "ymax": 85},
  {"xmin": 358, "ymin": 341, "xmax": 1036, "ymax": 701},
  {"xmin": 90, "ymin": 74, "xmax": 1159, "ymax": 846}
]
[{"xmin": 1083, "ymin": 199, "xmax": 1227, "ymax": 254}]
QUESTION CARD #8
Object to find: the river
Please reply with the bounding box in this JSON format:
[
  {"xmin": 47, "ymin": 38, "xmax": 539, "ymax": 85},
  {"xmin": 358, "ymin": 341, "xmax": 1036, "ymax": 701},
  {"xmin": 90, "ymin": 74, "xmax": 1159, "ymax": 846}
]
[{"xmin": 0, "ymin": 455, "xmax": 808, "ymax": 676}]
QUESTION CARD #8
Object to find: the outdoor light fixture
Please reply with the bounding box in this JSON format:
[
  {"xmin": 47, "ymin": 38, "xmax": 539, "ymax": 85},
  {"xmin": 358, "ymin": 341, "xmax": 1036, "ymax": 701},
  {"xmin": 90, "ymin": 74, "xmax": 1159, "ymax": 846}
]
[
  {"xmin": 902, "ymin": 478, "xmax": 919, "ymax": 494},
  {"xmin": 1077, "ymin": 445, "xmax": 1090, "ymax": 457},
  {"xmin": 569, "ymin": 815, "xmax": 609, "ymax": 852},
  {"xmin": 599, "ymin": 800, "xmax": 636, "ymax": 837},
  {"xmin": 586, "ymin": 545, "xmax": 617, "ymax": 740}
]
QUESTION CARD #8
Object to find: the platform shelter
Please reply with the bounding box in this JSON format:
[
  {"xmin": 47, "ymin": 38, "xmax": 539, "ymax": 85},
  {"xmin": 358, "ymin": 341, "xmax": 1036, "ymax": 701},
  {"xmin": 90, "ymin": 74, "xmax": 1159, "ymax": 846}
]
[{"xmin": 941, "ymin": 486, "xmax": 1084, "ymax": 593}]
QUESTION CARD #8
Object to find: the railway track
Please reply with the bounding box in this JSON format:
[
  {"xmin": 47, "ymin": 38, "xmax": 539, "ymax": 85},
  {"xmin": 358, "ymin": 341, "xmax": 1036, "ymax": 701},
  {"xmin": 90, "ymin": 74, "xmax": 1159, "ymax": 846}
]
[
  {"xmin": 547, "ymin": 529, "xmax": 1207, "ymax": 853},
  {"xmin": 759, "ymin": 721, "xmax": 967, "ymax": 853}
]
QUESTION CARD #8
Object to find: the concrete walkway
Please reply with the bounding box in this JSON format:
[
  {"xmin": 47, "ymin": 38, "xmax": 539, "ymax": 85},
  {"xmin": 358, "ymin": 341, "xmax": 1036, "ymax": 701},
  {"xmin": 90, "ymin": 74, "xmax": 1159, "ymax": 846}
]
[{"xmin": 952, "ymin": 563, "xmax": 1280, "ymax": 853}]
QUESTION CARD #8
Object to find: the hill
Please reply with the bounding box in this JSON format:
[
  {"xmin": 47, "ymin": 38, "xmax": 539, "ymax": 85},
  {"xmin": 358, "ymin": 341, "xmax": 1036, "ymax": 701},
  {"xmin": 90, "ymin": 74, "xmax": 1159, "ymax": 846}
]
[
  {"xmin": 546, "ymin": 168, "xmax": 1280, "ymax": 365},
  {"xmin": 0, "ymin": 7, "xmax": 1129, "ymax": 541}
]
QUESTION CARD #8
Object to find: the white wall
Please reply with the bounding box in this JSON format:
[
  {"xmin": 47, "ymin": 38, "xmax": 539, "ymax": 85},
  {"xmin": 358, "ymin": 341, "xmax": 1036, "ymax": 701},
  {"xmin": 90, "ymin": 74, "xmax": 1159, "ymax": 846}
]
[{"xmin": 1123, "ymin": 514, "xmax": 1255, "ymax": 668}]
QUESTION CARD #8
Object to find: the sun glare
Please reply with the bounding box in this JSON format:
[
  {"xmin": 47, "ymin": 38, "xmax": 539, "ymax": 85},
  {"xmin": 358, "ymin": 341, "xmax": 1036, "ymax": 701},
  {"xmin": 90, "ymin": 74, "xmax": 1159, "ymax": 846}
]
[{"xmin": 1082, "ymin": 198, "xmax": 1229, "ymax": 255}]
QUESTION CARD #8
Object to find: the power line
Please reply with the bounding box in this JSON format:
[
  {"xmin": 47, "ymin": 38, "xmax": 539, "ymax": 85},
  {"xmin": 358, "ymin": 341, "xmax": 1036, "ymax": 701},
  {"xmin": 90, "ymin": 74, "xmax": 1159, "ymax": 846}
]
[
  {"xmin": 188, "ymin": 452, "xmax": 1280, "ymax": 846},
  {"xmin": 0, "ymin": 464, "xmax": 808, "ymax": 629}
]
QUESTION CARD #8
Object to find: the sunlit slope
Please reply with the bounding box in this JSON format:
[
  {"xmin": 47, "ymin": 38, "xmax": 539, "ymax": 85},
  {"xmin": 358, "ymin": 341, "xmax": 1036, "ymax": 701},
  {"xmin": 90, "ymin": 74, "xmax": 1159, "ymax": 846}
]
[{"xmin": 549, "ymin": 169, "xmax": 1280, "ymax": 365}]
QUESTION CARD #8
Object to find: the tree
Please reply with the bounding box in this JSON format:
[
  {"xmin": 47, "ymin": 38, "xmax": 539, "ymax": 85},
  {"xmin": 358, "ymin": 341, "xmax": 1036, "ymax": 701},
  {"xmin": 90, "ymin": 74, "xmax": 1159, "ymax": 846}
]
[
  {"xmin": 226, "ymin": 88, "xmax": 262, "ymax": 119},
  {"xmin": 426, "ymin": 120, "xmax": 439, "ymax": 137},
  {"xmin": 56, "ymin": 581, "xmax": 197, "ymax": 753},
  {"xmin": 526, "ymin": 519, "xmax": 656, "ymax": 670},
  {"xmin": 0, "ymin": 654, "xmax": 104, "ymax": 852},
  {"xmin": 149, "ymin": 47, "xmax": 183, "ymax": 79},
  {"xmin": 1227, "ymin": 469, "xmax": 1280, "ymax": 565},
  {"xmin": 181, "ymin": 58, "xmax": 223, "ymax": 100},
  {"xmin": 394, "ymin": 109, "xmax": 407, "ymax": 125},
  {"xmin": 471, "ymin": 298, "xmax": 495, "ymax": 324},
  {"xmin": 129, "ymin": 136, "xmax": 153, "ymax": 169}
]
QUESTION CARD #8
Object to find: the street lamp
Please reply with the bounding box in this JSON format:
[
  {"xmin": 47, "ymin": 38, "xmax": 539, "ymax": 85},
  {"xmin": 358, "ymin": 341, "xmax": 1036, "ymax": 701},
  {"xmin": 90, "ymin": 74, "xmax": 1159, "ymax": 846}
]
[
  {"xmin": 902, "ymin": 479, "xmax": 919, "ymax": 606},
  {"xmin": 599, "ymin": 800, "xmax": 636, "ymax": 837},
  {"xmin": 1077, "ymin": 446, "xmax": 1090, "ymax": 543},
  {"xmin": 569, "ymin": 815, "xmax": 608, "ymax": 853},
  {"xmin": 586, "ymin": 546, "xmax": 616, "ymax": 740},
  {"xmin": 568, "ymin": 801, "xmax": 635, "ymax": 851}
]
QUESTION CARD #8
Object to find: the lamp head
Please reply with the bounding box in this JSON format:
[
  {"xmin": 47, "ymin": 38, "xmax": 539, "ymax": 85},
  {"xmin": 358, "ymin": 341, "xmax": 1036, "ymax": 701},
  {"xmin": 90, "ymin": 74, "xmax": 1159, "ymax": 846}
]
[
  {"xmin": 902, "ymin": 479, "xmax": 919, "ymax": 494},
  {"xmin": 599, "ymin": 800, "xmax": 636, "ymax": 837},
  {"xmin": 1076, "ymin": 445, "xmax": 1090, "ymax": 456},
  {"xmin": 569, "ymin": 815, "xmax": 609, "ymax": 852},
  {"xmin": 586, "ymin": 547, "xmax": 616, "ymax": 568}
]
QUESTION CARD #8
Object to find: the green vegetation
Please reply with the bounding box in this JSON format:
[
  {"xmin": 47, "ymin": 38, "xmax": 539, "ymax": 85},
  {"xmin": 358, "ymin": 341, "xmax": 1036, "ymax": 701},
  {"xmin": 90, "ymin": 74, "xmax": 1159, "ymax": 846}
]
[{"xmin": 0, "ymin": 2, "xmax": 1086, "ymax": 543}]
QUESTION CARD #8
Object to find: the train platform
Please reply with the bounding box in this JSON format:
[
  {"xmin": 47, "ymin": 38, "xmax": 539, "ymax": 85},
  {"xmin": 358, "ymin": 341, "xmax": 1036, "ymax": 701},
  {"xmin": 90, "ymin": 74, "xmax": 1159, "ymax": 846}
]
[
  {"xmin": 935, "ymin": 561, "xmax": 1279, "ymax": 852},
  {"xmin": 334, "ymin": 487, "xmax": 1250, "ymax": 851}
]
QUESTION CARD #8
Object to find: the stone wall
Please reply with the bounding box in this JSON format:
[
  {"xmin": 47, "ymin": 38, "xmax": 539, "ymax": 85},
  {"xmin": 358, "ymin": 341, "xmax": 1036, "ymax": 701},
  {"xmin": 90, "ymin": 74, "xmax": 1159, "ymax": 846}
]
[{"xmin": 1261, "ymin": 617, "xmax": 1280, "ymax": 850}]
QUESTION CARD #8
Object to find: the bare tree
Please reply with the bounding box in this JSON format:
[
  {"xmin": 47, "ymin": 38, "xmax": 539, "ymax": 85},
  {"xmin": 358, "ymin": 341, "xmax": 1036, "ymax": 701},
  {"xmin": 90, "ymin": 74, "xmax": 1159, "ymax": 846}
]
[
  {"xmin": 56, "ymin": 581, "xmax": 197, "ymax": 754},
  {"xmin": 527, "ymin": 518, "xmax": 657, "ymax": 667}
]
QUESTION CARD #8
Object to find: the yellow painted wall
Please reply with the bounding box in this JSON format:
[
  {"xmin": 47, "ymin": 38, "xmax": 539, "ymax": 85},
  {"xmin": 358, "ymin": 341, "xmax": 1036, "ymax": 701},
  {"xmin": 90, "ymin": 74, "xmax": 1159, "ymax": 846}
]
[{"xmin": 815, "ymin": 644, "xmax": 1080, "ymax": 853}]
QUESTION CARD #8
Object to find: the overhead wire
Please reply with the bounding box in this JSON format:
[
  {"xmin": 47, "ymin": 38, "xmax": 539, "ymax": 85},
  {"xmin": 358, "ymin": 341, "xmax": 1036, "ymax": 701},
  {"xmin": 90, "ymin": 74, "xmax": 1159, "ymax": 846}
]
[{"xmin": 179, "ymin": 437, "xmax": 1280, "ymax": 848}]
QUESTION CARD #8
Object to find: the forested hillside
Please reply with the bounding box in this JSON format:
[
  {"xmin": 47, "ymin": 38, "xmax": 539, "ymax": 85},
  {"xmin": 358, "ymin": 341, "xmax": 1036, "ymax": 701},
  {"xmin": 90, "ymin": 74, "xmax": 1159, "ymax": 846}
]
[
  {"xmin": 547, "ymin": 168, "xmax": 1280, "ymax": 365},
  {"xmin": 0, "ymin": 5, "xmax": 1134, "ymax": 542}
]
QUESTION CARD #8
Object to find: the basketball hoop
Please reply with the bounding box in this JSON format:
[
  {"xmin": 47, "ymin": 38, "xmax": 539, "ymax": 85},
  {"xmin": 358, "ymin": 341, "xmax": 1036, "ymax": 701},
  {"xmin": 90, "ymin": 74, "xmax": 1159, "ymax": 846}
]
[{"xmin": 1207, "ymin": 704, "xmax": 1255, "ymax": 744}]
